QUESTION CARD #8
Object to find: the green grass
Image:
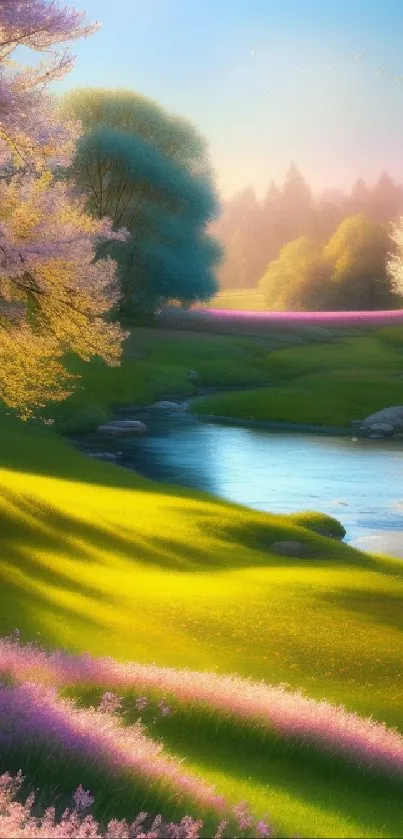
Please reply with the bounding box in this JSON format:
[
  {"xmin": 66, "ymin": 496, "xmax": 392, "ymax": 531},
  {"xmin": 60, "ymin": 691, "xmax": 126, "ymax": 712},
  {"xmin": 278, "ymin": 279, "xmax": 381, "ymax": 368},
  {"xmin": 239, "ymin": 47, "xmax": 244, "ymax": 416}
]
[
  {"xmin": 45, "ymin": 325, "xmax": 403, "ymax": 434},
  {"xmin": 44, "ymin": 328, "xmax": 309, "ymax": 433},
  {"xmin": 205, "ymin": 289, "xmax": 267, "ymax": 311},
  {"xmin": 193, "ymin": 331, "xmax": 403, "ymax": 426},
  {"xmin": 45, "ymin": 325, "xmax": 385, "ymax": 434}
]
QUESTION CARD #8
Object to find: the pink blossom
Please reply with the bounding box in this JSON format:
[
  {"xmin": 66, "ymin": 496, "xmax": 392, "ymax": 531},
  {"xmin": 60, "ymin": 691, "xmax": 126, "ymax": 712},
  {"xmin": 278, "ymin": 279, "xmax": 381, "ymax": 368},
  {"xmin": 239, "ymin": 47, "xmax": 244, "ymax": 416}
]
[
  {"xmin": 0, "ymin": 1, "xmax": 128, "ymax": 415},
  {"xmin": 256, "ymin": 818, "xmax": 273, "ymax": 837},
  {"xmin": 205, "ymin": 308, "xmax": 403, "ymax": 326},
  {"xmin": 233, "ymin": 801, "xmax": 253, "ymax": 831},
  {"xmin": 0, "ymin": 772, "xmax": 212, "ymax": 838},
  {"xmin": 158, "ymin": 700, "xmax": 171, "ymax": 717},
  {"xmin": 0, "ymin": 0, "xmax": 97, "ymax": 169},
  {"xmin": 213, "ymin": 819, "xmax": 229, "ymax": 839},
  {"xmin": 2, "ymin": 635, "xmax": 403, "ymax": 779},
  {"xmin": 0, "ymin": 681, "xmax": 225, "ymax": 813},
  {"xmin": 73, "ymin": 784, "xmax": 95, "ymax": 812},
  {"xmin": 99, "ymin": 692, "xmax": 123, "ymax": 715}
]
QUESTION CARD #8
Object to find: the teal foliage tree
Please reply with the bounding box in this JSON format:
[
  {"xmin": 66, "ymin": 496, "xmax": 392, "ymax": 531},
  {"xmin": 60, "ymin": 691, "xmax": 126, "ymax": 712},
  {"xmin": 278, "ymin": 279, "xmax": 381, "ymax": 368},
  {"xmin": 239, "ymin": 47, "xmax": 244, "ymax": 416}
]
[{"xmin": 62, "ymin": 89, "xmax": 222, "ymax": 316}]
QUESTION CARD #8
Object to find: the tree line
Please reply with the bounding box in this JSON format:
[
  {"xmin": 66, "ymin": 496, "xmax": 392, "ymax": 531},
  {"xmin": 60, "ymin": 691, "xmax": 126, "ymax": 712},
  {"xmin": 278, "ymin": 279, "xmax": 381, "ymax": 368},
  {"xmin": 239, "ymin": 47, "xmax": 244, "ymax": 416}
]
[{"xmin": 212, "ymin": 165, "xmax": 403, "ymax": 301}]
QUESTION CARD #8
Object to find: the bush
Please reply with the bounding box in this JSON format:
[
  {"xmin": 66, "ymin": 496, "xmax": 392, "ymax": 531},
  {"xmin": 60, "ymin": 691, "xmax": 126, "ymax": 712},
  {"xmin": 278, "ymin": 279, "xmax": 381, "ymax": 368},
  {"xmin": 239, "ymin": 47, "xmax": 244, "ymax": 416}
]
[
  {"xmin": 376, "ymin": 326, "xmax": 403, "ymax": 347},
  {"xmin": 57, "ymin": 407, "xmax": 109, "ymax": 435}
]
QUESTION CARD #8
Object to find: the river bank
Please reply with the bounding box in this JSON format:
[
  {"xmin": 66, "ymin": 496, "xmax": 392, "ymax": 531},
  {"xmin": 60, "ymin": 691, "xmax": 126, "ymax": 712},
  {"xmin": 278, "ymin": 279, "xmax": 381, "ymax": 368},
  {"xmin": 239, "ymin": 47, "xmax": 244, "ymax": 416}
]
[
  {"xmin": 72, "ymin": 397, "xmax": 403, "ymax": 560},
  {"xmin": 60, "ymin": 323, "xmax": 403, "ymax": 562},
  {"xmin": 195, "ymin": 413, "xmax": 354, "ymax": 436}
]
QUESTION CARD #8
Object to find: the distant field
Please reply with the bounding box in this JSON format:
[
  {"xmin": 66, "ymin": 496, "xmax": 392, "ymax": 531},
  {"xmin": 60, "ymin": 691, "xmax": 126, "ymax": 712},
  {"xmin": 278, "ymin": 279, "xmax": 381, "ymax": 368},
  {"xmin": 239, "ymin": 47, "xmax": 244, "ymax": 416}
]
[
  {"xmin": 204, "ymin": 308, "xmax": 403, "ymax": 327},
  {"xmin": 205, "ymin": 289, "xmax": 267, "ymax": 311},
  {"xmin": 205, "ymin": 289, "xmax": 403, "ymax": 324}
]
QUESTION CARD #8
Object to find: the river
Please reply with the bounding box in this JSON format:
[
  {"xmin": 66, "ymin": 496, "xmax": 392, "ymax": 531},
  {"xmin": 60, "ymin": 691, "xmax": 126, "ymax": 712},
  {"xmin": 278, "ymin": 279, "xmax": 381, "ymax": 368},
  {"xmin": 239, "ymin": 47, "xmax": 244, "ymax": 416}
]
[{"xmin": 74, "ymin": 406, "xmax": 403, "ymax": 558}]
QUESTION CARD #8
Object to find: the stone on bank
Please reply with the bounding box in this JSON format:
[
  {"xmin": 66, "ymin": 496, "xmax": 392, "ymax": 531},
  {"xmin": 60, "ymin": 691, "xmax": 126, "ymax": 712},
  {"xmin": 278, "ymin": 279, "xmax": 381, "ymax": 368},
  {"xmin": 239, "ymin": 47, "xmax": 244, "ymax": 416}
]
[{"xmin": 97, "ymin": 420, "xmax": 147, "ymax": 436}]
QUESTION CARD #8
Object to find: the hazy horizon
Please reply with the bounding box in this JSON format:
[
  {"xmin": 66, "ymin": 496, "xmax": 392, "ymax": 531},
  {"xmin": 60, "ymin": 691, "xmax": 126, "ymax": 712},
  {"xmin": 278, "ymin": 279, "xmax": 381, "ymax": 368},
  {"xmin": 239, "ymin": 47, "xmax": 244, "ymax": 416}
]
[{"xmin": 56, "ymin": 0, "xmax": 403, "ymax": 200}]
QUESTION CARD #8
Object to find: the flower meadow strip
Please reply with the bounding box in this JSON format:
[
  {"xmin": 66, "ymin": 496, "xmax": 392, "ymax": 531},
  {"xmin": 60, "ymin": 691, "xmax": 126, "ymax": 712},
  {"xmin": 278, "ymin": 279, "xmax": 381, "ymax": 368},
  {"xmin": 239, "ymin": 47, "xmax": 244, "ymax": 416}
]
[
  {"xmin": 160, "ymin": 305, "xmax": 403, "ymax": 335},
  {"xmin": 2, "ymin": 636, "xmax": 403, "ymax": 779},
  {"xmin": 205, "ymin": 308, "xmax": 403, "ymax": 326},
  {"xmin": 0, "ymin": 681, "xmax": 225, "ymax": 814},
  {"xmin": 0, "ymin": 771, "xmax": 275, "ymax": 839}
]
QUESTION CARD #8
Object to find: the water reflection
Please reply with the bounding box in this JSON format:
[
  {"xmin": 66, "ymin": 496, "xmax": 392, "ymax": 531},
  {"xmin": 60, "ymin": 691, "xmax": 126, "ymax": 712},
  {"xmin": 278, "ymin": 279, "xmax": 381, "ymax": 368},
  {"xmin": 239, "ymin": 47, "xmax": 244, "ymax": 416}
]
[{"xmin": 77, "ymin": 411, "xmax": 403, "ymax": 551}]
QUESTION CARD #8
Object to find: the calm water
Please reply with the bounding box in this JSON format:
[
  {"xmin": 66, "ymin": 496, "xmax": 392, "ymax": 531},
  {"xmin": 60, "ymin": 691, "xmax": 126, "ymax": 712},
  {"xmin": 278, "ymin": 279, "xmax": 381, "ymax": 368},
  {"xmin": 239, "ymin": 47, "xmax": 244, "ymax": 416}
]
[{"xmin": 77, "ymin": 410, "xmax": 403, "ymax": 557}]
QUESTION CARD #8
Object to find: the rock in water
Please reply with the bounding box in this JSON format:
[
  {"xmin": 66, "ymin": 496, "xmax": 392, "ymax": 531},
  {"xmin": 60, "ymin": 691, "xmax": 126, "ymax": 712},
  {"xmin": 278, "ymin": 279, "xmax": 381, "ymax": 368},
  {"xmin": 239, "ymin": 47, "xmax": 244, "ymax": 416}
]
[
  {"xmin": 366, "ymin": 422, "xmax": 394, "ymax": 437},
  {"xmin": 97, "ymin": 420, "xmax": 147, "ymax": 436},
  {"xmin": 360, "ymin": 406, "xmax": 403, "ymax": 436},
  {"xmin": 152, "ymin": 401, "xmax": 181, "ymax": 411}
]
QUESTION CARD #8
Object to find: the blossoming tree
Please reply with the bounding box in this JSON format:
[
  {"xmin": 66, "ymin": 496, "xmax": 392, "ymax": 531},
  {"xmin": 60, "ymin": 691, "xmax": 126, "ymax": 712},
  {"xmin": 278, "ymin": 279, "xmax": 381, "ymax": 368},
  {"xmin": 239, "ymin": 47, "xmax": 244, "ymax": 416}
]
[{"xmin": 0, "ymin": 0, "xmax": 127, "ymax": 416}]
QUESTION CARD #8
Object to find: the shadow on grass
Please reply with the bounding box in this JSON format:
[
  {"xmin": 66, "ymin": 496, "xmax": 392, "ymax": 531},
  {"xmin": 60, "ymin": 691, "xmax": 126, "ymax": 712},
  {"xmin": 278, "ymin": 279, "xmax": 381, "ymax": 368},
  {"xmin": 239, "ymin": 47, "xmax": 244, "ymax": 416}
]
[
  {"xmin": 0, "ymin": 486, "xmax": 221, "ymax": 575},
  {"xmin": 0, "ymin": 570, "xmax": 103, "ymax": 649},
  {"xmin": 0, "ymin": 484, "xmax": 353, "ymax": 578},
  {"xmin": 0, "ymin": 691, "xmax": 219, "ymax": 837},
  {"xmin": 320, "ymin": 587, "xmax": 403, "ymax": 633},
  {"xmin": 117, "ymin": 695, "xmax": 403, "ymax": 838},
  {"xmin": 148, "ymin": 704, "xmax": 403, "ymax": 836},
  {"xmin": 64, "ymin": 679, "xmax": 403, "ymax": 836},
  {"xmin": 170, "ymin": 504, "xmax": 403, "ymax": 577},
  {"xmin": 1, "ymin": 478, "xmax": 399, "ymax": 587}
]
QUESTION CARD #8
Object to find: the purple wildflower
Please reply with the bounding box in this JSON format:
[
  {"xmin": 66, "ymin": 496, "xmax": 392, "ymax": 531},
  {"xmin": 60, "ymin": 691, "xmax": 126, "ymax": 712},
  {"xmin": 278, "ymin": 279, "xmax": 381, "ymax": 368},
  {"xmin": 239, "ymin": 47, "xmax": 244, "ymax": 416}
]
[
  {"xmin": 233, "ymin": 801, "xmax": 253, "ymax": 831},
  {"xmin": 158, "ymin": 700, "xmax": 171, "ymax": 717},
  {"xmin": 213, "ymin": 819, "xmax": 229, "ymax": 838},
  {"xmin": 99, "ymin": 691, "xmax": 123, "ymax": 715},
  {"xmin": 73, "ymin": 784, "xmax": 95, "ymax": 811},
  {"xmin": 256, "ymin": 817, "xmax": 273, "ymax": 837},
  {"xmin": 0, "ymin": 772, "xmax": 211, "ymax": 838}
]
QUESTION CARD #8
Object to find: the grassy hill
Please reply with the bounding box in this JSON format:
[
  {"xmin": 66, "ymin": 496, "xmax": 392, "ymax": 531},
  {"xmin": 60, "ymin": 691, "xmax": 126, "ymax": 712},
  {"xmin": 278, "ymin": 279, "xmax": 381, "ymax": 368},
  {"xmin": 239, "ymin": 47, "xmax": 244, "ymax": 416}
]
[{"xmin": 0, "ymin": 404, "xmax": 403, "ymax": 836}]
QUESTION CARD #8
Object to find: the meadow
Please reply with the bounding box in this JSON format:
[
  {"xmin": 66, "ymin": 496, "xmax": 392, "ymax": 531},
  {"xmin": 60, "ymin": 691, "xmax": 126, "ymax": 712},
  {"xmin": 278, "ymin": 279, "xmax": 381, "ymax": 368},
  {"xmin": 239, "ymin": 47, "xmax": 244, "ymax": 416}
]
[
  {"xmin": 205, "ymin": 289, "xmax": 267, "ymax": 311},
  {"xmin": 46, "ymin": 319, "xmax": 403, "ymax": 433},
  {"xmin": 1, "ymin": 319, "xmax": 403, "ymax": 836},
  {"xmin": 191, "ymin": 325, "xmax": 403, "ymax": 427}
]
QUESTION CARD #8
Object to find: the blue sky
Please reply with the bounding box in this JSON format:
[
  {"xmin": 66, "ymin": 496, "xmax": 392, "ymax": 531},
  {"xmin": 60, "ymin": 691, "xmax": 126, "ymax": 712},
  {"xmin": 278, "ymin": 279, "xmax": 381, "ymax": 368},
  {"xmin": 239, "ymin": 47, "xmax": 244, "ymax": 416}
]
[{"xmin": 57, "ymin": 0, "xmax": 403, "ymax": 198}]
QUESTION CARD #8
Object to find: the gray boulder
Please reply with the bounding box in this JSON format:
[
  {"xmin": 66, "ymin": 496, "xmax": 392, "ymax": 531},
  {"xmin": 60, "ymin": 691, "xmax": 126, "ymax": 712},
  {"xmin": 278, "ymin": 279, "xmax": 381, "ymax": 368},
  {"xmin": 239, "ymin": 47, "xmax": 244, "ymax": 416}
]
[
  {"xmin": 361, "ymin": 407, "xmax": 403, "ymax": 433},
  {"xmin": 270, "ymin": 541, "xmax": 310, "ymax": 557},
  {"xmin": 366, "ymin": 422, "xmax": 394, "ymax": 437},
  {"xmin": 97, "ymin": 420, "xmax": 147, "ymax": 436}
]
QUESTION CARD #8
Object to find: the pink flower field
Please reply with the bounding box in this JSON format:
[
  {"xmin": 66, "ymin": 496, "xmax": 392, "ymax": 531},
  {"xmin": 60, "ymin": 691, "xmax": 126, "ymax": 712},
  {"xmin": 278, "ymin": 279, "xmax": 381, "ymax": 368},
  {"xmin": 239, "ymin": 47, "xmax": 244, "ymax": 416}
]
[
  {"xmin": 160, "ymin": 305, "xmax": 403, "ymax": 335},
  {"xmin": 205, "ymin": 309, "xmax": 403, "ymax": 327},
  {"xmin": 1, "ymin": 634, "xmax": 403, "ymax": 837}
]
